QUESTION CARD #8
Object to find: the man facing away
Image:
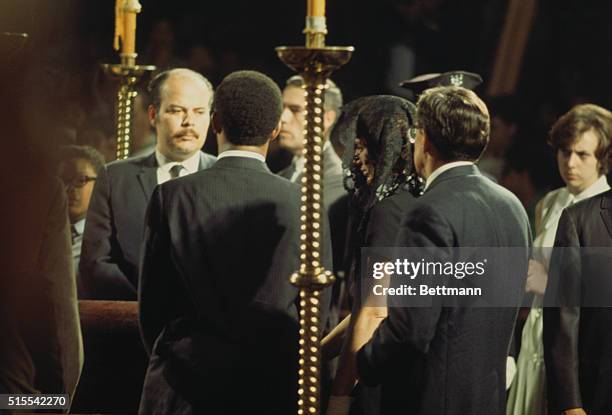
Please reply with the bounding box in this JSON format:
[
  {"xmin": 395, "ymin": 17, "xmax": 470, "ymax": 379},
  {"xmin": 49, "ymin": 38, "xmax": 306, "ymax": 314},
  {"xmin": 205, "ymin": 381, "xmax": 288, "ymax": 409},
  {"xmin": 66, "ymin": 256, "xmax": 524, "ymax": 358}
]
[
  {"xmin": 138, "ymin": 70, "xmax": 332, "ymax": 415},
  {"xmin": 345, "ymin": 86, "xmax": 531, "ymax": 415},
  {"xmin": 79, "ymin": 68, "xmax": 216, "ymax": 300}
]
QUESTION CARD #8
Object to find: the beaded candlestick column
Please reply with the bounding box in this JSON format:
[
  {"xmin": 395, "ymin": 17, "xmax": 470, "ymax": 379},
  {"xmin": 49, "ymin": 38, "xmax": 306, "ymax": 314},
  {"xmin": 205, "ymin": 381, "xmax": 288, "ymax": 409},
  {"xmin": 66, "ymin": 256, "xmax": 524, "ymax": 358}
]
[{"xmin": 276, "ymin": 4, "xmax": 353, "ymax": 414}]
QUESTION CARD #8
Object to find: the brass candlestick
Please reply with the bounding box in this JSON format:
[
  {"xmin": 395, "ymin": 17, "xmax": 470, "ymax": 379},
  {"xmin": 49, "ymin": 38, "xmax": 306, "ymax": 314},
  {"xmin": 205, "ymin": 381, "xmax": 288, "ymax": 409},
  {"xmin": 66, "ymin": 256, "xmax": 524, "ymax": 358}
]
[
  {"xmin": 277, "ymin": 16, "xmax": 353, "ymax": 415},
  {"xmin": 101, "ymin": 58, "xmax": 155, "ymax": 160}
]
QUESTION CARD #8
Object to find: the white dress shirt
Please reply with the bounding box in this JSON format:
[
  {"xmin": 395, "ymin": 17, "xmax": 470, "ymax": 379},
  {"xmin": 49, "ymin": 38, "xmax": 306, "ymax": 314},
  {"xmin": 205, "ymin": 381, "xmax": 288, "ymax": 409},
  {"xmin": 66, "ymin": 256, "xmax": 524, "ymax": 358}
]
[
  {"xmin": 155, "ymin": 150, "xmax": 201, "ymax": 184},
  {"xmin": 533, "ymin": 174, "xmax": 610, "ymax": 265},
  {"xmin": 71, "ymin": 218, "xmax": 85, "ymax": 273},
  {"xmin": 217, "ymin": 149, "xmax": 266, "ymax": 163},
  {"xmin": 288, "ymin": 141, "xmax": 332, "ymax": 183}
]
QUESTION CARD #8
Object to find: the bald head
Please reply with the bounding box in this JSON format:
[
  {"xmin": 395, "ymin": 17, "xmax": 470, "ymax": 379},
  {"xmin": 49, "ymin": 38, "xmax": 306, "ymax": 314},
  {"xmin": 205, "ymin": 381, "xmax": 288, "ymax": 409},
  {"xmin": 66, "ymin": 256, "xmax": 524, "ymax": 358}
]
[{"xmin": 148, "ymin": 68, "xmax": 214, "ymax": 110}]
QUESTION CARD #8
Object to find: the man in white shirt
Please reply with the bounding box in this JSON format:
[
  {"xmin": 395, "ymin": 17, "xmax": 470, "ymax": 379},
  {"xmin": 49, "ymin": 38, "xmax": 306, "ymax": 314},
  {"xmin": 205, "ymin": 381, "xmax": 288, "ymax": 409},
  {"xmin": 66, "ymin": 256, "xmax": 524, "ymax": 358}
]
[
  {"xmin": 80, "ymin": 68, "xmax": 216, "ymax": 300},
  {"xmin": 541, "ymin": 104, "xmax": 612, "ymax": 415}
]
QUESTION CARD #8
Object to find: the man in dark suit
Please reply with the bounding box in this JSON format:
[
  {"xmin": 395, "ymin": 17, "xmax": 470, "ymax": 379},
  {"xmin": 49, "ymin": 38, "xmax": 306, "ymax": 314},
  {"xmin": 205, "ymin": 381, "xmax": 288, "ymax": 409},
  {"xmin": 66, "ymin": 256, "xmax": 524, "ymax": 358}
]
[
  {"xmin": 79, "ymin": 68, "xmax": 216, "ymax": 300},
  {"xmin": 138, "ymin": 70, "xmax": 332, "ymax": 415},
  {"xmin": 544, "ymin": 111, "xmax": 612, "ymax": 415},
  {"xmin": 330, "ymin": 86, "xmax": 531, "ymax": 415},
  {"xmin": 277, "ymin": 75, "xmax": 346, "ymax": 210},
  {"xmin": 277, "ymin": 75, "xmax": 348, "ymax": 329}
]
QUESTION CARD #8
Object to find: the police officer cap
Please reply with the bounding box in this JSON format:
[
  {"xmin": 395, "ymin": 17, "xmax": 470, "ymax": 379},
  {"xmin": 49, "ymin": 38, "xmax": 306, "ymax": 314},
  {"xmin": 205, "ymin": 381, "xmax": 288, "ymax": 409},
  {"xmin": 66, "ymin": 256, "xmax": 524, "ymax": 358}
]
[{"xmin": 400, "ymin": 70, "xmax": 483, "ymax": 97}]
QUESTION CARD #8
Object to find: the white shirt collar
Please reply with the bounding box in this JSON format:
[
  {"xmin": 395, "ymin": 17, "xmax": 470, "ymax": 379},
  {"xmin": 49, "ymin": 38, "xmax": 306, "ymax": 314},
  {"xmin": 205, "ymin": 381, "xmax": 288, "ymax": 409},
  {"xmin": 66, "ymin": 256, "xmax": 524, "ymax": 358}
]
[
  {"xmin": 291, "ymin": 141, "xmax": 331, "ymax": 179},
  {"xmin": 217, "ymin": 150, "xmax": 265, "ymax": 163},
  {"xmin": 155, "ymin": 149, "xmax": 201, "ymax": 174},
  {"xmin": 73, "ymin": 218, "xmax": 86, "ymax": 235},
  {"xmin": 564, "ymin": 174, "xmax": 610, "ymax": 204},
  {"xmin": 424, "ymin": 161, "xmax": 474, "ymax": 191}
]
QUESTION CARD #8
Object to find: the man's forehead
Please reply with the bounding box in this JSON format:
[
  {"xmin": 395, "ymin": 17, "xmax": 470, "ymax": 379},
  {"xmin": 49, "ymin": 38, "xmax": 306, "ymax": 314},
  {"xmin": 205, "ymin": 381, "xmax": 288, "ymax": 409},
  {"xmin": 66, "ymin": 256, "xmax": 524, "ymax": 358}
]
[
  {"xmin": 282, "ymin": 86, "xmax": 306, "ymax": 105},
  {"xmin": 160, "ymin": 75, "xmax": 211, "ymax": 99},
  {"xmin": 566, "ymin": 129, "xmax": 599, "ymax": 151}
]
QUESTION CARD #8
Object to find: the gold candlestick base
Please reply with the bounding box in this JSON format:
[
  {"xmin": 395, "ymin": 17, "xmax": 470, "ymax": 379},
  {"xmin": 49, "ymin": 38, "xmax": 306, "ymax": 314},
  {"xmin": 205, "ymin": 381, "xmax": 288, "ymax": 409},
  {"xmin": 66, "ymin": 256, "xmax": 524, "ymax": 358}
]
[
  {"xmin": 277, "ymin": 45, "xmax": 353, "ymax": 415},
  {"xmin": 101, "ymin": 61, "xmax": 155, "ymax": 160}
]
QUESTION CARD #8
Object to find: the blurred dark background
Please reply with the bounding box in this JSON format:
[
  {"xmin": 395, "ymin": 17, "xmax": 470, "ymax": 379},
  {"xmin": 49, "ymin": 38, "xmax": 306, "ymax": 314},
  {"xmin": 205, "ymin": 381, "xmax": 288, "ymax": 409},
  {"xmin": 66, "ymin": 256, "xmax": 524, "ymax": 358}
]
[{"xmin": 2, "ymin": 0, "xmax": 611, "ymax": 205}]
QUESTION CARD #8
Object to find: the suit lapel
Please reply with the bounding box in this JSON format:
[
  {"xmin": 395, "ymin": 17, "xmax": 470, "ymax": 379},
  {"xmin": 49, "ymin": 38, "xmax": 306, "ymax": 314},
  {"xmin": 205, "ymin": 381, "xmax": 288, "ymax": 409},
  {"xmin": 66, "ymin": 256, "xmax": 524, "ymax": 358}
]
[
  {"xmin": 601, "ymin": 193, "xmax": 612, "ymax": 240},
  {"xmin": 136, "ymin": 153, "xmax": 158, "ymax": 202}
]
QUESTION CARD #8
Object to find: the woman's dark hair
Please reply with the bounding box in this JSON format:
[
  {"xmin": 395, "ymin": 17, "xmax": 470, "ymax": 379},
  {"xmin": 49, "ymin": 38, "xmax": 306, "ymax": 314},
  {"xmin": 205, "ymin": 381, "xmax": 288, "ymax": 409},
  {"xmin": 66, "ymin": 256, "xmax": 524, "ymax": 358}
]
[{"xmin": 331, "ymin": 95, "xmax": 418, "ymax": 225}]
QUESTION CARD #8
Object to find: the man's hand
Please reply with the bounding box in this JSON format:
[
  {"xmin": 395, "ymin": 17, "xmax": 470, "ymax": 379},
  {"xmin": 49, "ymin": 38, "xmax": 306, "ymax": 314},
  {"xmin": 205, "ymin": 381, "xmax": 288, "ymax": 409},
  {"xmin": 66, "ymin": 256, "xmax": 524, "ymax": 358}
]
[
  {"xmin": 326, "ymin": 395, "xmax": 351, "ymax": 415},
  {"xmin": 526, "ymin": 259, "xmax": 548, "ymax": 295},
  {"xmin": 563, "ymin": 408, "xmax": 587, "ymax": 415}
]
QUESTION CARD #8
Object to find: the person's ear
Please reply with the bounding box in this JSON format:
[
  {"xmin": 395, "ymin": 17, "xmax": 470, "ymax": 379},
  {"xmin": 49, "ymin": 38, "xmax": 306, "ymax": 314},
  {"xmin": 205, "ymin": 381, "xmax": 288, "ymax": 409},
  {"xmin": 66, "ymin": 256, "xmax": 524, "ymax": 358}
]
[
  {"xmin": 422, "ymin": 131, "xmax": 434, "ymax": 155},
  {"xmin": 323, "ymin": 110, "xmax": 337, "ymax": 133},
  {"xmin": 147, "ymin": 105, "xmax": 157, "ymax": 129},
  {"xmin": 270, "ymin": 121, "xmax": 282, "ymax": 141},
  {"xmin": 211, "ymin": 111, "xmax": 223, "ymax": 134}
]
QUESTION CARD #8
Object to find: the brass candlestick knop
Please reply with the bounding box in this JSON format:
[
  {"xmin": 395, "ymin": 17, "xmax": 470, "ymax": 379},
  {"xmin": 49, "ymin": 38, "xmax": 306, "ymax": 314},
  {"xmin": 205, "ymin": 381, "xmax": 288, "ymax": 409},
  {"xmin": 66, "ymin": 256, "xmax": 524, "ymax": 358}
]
[{"xmin": 277, "ymin": 24, "xmax": 353, "ymax": 415}]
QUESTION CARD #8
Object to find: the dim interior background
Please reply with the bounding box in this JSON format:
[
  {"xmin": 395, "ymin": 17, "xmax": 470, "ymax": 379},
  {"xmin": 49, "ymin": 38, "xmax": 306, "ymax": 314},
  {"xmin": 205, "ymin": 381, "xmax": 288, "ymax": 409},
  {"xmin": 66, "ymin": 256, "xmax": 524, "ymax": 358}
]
[{"xmin": 1, "ymin": 0, "xmax": 611, "ymax": 197}]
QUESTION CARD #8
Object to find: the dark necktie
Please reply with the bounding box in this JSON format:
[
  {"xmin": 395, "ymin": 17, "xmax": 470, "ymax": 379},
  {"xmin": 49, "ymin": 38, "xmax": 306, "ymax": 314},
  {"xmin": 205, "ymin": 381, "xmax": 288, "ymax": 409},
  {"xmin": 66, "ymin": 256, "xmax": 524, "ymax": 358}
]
[
  {"xmin": 169, "ymin": 164, "xmax": 184, "ymax": 179},
  {"xmin": 71, "ymin": 224, "xmax": 79, "ymax": 245}
]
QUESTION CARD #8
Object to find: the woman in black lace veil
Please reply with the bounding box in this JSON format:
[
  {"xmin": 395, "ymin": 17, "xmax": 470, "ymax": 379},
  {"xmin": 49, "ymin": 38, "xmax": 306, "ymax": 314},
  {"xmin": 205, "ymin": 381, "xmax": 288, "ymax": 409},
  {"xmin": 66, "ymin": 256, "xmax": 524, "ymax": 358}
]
[{"xmin": 324, "ymin": 95, "xmax": 421, "ymax": 415}]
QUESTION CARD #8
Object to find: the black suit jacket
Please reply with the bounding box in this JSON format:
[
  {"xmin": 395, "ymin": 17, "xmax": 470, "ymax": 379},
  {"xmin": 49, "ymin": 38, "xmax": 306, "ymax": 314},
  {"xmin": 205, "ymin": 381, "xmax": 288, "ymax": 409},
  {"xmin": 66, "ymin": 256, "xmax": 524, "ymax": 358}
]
[
  {"xmin": 79, "ymin": 151, "xmax": 216, "ymax": 300},
  {"xmin": 138, "ymin": 156, "xmax": 332, "ymax": 415},
  {"xmin": 543, "ymin": 189, "xmax": 612, "ymax": 415},
  {"xmin": 357, "ymin": 165, "xmax": 531, "ymax": 415}
]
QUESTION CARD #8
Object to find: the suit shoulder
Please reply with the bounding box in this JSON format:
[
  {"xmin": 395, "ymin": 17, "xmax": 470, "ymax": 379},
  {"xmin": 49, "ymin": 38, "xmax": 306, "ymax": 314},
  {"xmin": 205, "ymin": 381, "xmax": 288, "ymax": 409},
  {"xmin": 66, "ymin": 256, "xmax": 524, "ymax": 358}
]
[
  {"xmin": 565, "ymin": 190, "xmax": 608, "ymax": 219},
  {"xmin": 106, "ymin": 154, "xmax": 151, "ymax": 174},
  {"xmin": 267, "ymin": 172, "xmax": 301, "ymax": 193},
  {"xmin": 422, "ymin": 175, "xmax": 528, "ymax": 221},
  {"xmin": 375, "ymin": 190, "xmax": 416, "ymax": 214}
]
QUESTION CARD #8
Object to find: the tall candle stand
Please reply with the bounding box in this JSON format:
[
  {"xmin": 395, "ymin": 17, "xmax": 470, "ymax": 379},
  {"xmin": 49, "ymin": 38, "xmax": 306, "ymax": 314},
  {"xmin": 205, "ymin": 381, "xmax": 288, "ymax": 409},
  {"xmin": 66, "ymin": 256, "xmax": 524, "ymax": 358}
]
[{"xmin": 277, "ymin": 15, "xmax": 353, "ymax": 415}]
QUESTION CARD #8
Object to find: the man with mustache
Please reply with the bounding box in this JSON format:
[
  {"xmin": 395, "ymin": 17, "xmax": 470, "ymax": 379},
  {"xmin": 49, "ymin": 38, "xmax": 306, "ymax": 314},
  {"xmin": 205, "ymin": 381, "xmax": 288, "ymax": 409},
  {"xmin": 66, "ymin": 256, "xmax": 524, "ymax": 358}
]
[
  {"xmin": 80, "ymin": 68, "xmax": 216, "ymax": 300},
  {"xmin": 138, "ymin": 70, "xmax": 332, "ymax": 415}
]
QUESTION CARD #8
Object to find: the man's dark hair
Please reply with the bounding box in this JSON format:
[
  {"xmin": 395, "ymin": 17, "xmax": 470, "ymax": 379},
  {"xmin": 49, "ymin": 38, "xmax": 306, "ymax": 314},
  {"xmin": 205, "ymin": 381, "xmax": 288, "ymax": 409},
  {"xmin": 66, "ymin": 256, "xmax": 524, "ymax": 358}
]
[
  {"xmin": 213, "ymin": 70, "xmax": 282, "ymax": 146},
  {"xmin": 285, "ymin": 75, "xmax": 343, "ymax": 113},
  {"xmin": 147, "ymin": 68, "xmax": 213, "ymax": 109},
  {"xmin": 60, "ymin": 145, "xmax": 105, "ymax": 175},
  {"xmin": 548, "ymin": 103, "xmax": 612, "ymax": 174},
  {"xmin": 417, "ymin": 86, "xmax": 490, "ymax": 162}
]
